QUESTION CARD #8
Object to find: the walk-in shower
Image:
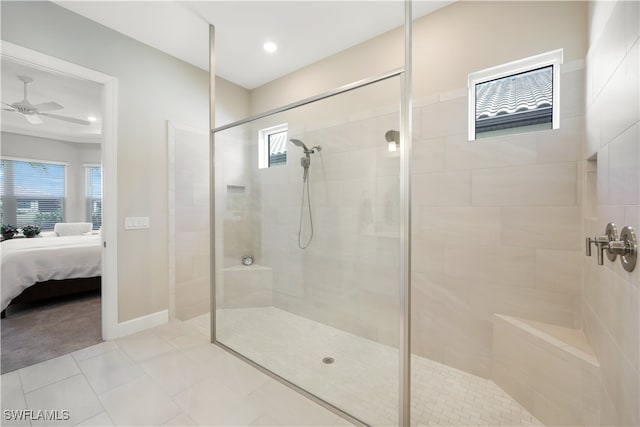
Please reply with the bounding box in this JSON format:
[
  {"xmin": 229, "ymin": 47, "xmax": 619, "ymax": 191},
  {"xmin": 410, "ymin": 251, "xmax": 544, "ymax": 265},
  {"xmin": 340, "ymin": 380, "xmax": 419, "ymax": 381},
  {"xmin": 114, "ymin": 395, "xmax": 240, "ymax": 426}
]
[
  {"xmin": 208, "ymin": 5, "xmax": 530, "ymax": 424},
  {"xmin": 208, "ymin": 1, "xmax": 639, "ymax": 426}
]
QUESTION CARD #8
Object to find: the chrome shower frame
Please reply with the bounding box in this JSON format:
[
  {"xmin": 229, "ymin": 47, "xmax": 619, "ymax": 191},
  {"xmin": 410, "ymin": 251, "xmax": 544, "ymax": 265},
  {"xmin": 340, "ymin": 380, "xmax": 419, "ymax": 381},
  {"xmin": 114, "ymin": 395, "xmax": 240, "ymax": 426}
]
[{"xmin": 209, "ymin": 0, "xmax": 413, "ymax": 423}]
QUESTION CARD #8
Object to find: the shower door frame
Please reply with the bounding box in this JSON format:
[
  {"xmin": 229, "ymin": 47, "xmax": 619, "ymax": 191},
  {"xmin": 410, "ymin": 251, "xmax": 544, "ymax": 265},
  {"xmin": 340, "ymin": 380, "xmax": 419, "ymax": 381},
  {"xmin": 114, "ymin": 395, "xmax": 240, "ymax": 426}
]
[{"xmin": 208, "ymin": 1, "xmax": 413, "ymax": 424}]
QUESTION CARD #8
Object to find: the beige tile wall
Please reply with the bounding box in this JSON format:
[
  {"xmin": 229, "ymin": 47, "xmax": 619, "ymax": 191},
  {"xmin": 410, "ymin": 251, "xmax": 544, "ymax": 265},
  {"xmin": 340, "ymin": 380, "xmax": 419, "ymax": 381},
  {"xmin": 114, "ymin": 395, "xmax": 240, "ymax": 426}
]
[
  {"xmin": 258, "ymin": 109, "xmax": 403, "ymax": 346},
  {"xmin": 411, "ymin": 65, "xmax": 586, "ymax": 378},
  {"xmin": 583, "ymin": 1, "xmax": 640, "ymax": 425},
  {"xmin": 229, "ymin": 65, "xmax": 586, "ymax": 380}
]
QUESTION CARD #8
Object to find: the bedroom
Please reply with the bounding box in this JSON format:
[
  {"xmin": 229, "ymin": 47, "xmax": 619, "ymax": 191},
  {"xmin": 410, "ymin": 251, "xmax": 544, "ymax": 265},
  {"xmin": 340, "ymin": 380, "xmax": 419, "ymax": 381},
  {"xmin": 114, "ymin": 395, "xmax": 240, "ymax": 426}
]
[{"xmin": 0, "ymin": 59, "xmax": 104, "ymax": 372}]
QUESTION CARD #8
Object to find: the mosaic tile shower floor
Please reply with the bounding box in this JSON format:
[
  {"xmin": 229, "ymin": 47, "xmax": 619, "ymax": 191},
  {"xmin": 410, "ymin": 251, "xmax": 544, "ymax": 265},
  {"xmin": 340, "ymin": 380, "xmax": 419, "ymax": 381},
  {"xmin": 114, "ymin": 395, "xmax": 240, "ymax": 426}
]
[{"xmin": 205, "ymin": 306, "xmax": 543, "ymax": 427}]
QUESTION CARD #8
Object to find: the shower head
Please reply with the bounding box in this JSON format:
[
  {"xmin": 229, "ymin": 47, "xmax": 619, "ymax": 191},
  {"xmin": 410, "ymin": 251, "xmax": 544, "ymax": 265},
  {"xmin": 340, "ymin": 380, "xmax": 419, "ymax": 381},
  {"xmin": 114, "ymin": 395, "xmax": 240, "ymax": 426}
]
[
  {"xmin": 385, "ymin": 130, "xmax": 400, "ymax": 144},
  {"xmin": 289, "ymin": 138, "xmax": 310, "ymax": 152}
]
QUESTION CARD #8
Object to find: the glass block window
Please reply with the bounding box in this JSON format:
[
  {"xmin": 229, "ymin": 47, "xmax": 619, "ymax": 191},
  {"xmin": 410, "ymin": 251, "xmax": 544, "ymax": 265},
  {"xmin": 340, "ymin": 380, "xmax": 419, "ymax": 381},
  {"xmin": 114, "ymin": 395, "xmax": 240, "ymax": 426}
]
[
  {"xmin": 0, "ymin": 158, "xmax": 66, "ymax": 230},
  {"xmin": 258, "ymin": 123, "xmax": 288, "ymax": 169},
  {"xmin": 468, "ymin": 49, "xmax": 563, "ymax": 140}
]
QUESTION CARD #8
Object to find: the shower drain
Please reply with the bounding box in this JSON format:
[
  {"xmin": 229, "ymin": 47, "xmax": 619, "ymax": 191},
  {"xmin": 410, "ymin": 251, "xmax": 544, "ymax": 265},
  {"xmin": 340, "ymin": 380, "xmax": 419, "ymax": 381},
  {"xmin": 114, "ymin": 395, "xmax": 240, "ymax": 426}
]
[{"xmin": 322, "ymin": 357, "xmax": 335, "ymax": 365}]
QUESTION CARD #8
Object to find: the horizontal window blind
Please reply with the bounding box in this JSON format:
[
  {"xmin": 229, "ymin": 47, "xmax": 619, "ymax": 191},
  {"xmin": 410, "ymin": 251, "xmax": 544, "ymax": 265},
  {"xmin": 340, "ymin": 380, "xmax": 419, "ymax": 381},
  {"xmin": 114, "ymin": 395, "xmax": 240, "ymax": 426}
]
[
  {"xmin": 86, "ymin": 166, "xmax": 102, "ymax": 230},
  {"xmin": 0, "ymin": 159, "xmax": 65, "ymax": 230}
]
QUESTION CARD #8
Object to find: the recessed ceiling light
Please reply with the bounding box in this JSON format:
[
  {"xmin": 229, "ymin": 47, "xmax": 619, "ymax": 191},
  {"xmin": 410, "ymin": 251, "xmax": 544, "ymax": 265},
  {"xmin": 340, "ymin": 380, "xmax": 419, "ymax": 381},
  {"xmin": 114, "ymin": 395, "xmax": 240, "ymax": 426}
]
[
  {"xmin": 87, "ymin": 116, "xmax": 97, "ymax": 122},
  {"xmin": 263, "ymin": 42, "xmax": 278, "ymax": 53}
]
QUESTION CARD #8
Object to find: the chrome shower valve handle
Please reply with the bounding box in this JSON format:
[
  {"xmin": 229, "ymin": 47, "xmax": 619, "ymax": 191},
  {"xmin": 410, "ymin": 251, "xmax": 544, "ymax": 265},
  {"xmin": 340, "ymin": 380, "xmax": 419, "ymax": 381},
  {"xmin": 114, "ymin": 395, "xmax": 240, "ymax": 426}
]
[
  {"xmin": 586, "ymin": 223, "xmax": 637, "ymax": 272},
  {"xmin": 586, "ymin": 222, "xmax": 618, "ymax": 265},
  {"xmin": 586, "ymin": 236, "xmax": 610, "ymax": 265}
]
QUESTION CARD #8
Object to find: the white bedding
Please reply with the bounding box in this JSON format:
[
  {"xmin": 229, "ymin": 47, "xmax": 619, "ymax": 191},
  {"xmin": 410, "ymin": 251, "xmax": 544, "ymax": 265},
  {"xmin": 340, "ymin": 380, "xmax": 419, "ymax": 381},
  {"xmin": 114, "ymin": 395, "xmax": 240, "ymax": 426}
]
[{"xmin": 1, "ymin": 235, "xmax": 101, "ymax": 311}]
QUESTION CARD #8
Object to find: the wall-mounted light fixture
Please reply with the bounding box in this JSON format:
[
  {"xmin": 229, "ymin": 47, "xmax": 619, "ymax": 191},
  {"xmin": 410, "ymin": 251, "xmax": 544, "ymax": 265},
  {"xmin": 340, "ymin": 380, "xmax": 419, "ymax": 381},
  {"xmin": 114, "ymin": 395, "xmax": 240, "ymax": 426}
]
[{"xmin": 385, "ymin": 129, "xmax": 400, "ymax": 152}]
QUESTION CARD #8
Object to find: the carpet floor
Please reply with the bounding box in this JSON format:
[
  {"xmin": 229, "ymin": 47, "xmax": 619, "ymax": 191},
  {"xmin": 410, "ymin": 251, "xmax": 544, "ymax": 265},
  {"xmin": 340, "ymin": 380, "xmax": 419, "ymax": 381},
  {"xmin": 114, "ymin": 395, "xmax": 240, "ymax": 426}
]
[{"xmin": 1, "ymin": 291, "xmax": 102, "ymax": 374}]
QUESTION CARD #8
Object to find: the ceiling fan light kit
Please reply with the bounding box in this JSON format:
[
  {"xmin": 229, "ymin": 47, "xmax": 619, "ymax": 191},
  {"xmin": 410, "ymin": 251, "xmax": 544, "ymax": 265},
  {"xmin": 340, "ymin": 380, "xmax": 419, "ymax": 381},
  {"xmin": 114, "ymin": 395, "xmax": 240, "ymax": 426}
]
[{"xmin": 3, "ymin": 75, "xmax": 91, "ymax": 126}]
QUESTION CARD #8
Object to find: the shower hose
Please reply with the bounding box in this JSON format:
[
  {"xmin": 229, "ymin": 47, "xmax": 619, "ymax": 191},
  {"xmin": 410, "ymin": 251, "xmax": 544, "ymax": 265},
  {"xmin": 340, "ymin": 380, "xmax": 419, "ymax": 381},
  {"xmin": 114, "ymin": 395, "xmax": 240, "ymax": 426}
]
[{"xmin": 298, "ymin": 171, "xmax": 313, "ymax": 249}]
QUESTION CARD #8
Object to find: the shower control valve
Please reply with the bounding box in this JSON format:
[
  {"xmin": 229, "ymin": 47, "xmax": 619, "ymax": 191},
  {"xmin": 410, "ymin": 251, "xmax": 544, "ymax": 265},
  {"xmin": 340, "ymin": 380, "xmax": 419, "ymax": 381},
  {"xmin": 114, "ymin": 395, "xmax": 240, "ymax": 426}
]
[
  {"xmin": 586, "ymin": 223, "xmax": 637, "ymax": 271},
  {"xmin": 586, "ymin": 222, "xmax": 618, "ymax": 265},
  {"xmin": 586, "ymin": 236, "xmax": 610, "ymax": 265}
]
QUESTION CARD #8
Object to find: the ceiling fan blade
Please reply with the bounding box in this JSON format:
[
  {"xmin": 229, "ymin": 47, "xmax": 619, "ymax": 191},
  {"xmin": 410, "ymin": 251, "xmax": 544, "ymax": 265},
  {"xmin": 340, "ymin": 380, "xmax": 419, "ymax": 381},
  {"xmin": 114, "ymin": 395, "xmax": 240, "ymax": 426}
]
[
  {"xmin": 40, "ymin": 112, "xmax": 91, "ymax": 125},
  {"xmin": 2, "ymin": 103, "xmax": 16, "ymax": 111},
  {"xmin": 24, "ymin": 113, "xmax": 43, "ymax": 125},
  {"xmin": 33, "ymin": 101, "xmax": 64, "ymax": 112}
]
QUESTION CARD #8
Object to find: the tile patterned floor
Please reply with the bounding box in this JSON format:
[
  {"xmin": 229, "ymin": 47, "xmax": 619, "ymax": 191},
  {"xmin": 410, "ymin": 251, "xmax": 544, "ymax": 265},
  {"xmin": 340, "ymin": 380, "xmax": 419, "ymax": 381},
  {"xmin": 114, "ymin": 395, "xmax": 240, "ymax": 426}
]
[
  {"xmin": 1, "ymin": 307, "xmax": 542, "ymax": 427},
  {"xmin": 214, "ymin": 307, "xmax": 543, "ymax": 427},
  {"xmin": 1, "ymin": 318, "xmax": 349, "ymax": 427}
]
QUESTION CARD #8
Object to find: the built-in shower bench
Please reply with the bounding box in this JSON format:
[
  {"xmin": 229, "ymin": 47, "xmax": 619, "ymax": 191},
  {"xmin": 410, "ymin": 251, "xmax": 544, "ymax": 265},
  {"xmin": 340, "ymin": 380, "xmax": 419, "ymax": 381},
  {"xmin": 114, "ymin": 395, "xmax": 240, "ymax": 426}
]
[
  {"xmin": 219, "ymin": 264, "xmax": 273, "ymax": 308},
  {"xmin": 492, "ymin": 314, "xmax": 601, "ymax": 427}
]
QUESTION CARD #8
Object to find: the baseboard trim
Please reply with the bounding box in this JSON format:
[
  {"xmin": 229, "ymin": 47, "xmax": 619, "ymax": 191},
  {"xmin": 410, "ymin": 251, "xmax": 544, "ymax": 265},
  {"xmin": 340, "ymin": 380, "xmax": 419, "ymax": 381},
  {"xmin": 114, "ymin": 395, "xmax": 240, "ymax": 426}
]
[{"xmin": 117, "ymin": 310, "xmax": 168, "ymax": 338}]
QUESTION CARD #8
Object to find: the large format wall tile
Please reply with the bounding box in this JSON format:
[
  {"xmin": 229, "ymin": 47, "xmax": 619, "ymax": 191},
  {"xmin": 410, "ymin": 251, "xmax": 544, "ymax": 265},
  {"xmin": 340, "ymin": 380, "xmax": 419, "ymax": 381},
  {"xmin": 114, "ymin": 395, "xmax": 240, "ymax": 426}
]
[
  {"xmin": 502, "ymin": 207, "xmax": 581, "ymax": 250},
  {"xmin": 583, "ymin": 2, "xmax": 640, "ymax": 425},
  {"xmin": 412, "ymin": 137, "xmax": 446, "ymax": 174},
  {"xmin": 472, "ymin": 163, "xmax": 577, "ymax": 207},
  {"xmin": 445, "ymin": 132, "xmax": 537, "ymax": 171},
  {"xmin": 535, "ymin": 249, "xmax": 581, "ymax": 295},
  {"xmin": 416, "ymin": 206, "xmax": 501, "ymax": 248},
  {"xmin": 413, "ymin": 170, "xmax": 471, "ymax": 206},
  {"xmin": 444, "ymin": 245, "xmax": 536, "ymax": 290},
  {"xmin": 536, "ymin": 116, "xmax": 584, "ymax": 163},
  {"xmin": 250, "ymin": 62, "xmax": 586, "ymax": 383},
  {"xmin": 608, "ymin": 123, "xmax": 639, "ymax": 205}
]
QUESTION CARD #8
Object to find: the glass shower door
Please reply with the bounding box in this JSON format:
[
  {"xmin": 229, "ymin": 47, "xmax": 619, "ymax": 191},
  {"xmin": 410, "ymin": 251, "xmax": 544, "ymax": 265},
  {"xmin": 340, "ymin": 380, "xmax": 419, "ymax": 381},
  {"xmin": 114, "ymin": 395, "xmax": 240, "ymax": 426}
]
[{"xmin": 213, "ymin": 74, "xmax": 402, "ymax": 425}]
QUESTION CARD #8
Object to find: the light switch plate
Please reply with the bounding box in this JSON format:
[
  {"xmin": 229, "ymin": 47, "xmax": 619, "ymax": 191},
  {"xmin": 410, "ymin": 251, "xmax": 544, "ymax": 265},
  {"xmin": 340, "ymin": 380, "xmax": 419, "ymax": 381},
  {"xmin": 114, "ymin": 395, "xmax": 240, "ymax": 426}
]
[{"xmin": 125, "ymin": 216, "xmax": 150, "ymax": 230}]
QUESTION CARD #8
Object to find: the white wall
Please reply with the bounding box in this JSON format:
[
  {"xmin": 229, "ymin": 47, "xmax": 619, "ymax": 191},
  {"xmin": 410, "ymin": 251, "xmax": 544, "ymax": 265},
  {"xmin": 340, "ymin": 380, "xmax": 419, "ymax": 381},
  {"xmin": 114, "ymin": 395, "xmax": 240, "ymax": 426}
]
[
  {"xmin": 1, "ymin": 131, "xmax": 101, "ymax": 224},
  {"xmin": 583, "ymin": 1, "xmax": 639, "ymax": 425},
  {"xmin": 1, "ymin": 1, "xmax": 250, "ymax": 322}
]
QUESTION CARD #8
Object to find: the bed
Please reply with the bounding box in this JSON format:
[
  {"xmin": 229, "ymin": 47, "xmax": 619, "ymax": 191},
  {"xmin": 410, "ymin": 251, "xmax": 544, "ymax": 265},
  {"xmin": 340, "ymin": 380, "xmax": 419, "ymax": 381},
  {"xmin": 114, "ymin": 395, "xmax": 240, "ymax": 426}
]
[{"xmin": 1, "ymin": 233, "xmax": 102, "ymax": 315}]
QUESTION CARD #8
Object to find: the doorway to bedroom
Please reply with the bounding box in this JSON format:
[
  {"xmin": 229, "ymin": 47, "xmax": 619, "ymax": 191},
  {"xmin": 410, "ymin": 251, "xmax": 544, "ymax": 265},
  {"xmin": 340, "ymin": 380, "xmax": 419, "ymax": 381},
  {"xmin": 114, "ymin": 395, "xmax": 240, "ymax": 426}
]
[{"xmin": 0, "ymin": 44, "xmax": 118, "ymax": 373}]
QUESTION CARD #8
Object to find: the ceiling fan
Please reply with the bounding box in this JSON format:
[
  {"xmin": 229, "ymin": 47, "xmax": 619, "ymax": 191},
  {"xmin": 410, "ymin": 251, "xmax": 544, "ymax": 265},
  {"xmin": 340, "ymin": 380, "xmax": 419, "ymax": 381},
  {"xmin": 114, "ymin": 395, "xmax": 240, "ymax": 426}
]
[{"xmin": 2, "ymin": 75, "xmax": 91, "ymax": 125}]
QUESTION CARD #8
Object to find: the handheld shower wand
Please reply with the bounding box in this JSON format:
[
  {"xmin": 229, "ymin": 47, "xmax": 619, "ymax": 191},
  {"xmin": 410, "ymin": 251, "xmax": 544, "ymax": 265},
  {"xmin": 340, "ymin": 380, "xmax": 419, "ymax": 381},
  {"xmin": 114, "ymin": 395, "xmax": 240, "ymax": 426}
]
[{"xmin": 289, "ymin": 139, "xmax": 321, "ymax": 249}]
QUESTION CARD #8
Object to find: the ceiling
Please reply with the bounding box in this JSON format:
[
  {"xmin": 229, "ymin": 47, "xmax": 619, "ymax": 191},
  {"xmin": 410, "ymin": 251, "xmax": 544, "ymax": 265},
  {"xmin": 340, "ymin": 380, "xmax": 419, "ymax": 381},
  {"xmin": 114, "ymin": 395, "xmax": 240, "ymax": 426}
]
[
  {"xmin": 54, "ymin": 1, "xmax": 453, "ymax": 90},
  {"xmin": 2, "ymin": 1, "xmax": 452, "ymax": 142},
  {"xmin": 1, "ymin": 59, "xmax": 103, "ymax": 143}
]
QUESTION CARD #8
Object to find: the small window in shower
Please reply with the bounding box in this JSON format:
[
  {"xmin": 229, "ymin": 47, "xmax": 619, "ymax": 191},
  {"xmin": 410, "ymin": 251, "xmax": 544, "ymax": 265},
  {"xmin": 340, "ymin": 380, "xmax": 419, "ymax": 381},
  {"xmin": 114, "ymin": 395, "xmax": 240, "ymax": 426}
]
[
  {"xmin": 468, "ymin": 49, "xmax": 563, "ymax": 140},
  {"xmin": 258, "ymin": 123, "xmax": 288, "ymax": 168}
]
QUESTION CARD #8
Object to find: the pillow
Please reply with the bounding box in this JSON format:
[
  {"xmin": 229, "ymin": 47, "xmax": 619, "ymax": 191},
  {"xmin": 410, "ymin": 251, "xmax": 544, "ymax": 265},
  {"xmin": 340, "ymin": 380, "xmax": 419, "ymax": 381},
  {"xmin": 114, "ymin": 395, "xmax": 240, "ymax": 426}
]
[{"xmin": 53, "ymin": 222, "xmax": 93, "ymax": 237}]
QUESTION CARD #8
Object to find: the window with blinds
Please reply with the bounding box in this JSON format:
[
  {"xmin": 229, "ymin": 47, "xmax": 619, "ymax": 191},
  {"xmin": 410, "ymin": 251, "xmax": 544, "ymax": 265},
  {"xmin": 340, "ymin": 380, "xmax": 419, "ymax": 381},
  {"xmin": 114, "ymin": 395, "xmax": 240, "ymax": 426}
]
[
  {"xmin": 0, "ymin": 159, "xmax": 66, "ymax": 230},
  {"xmin": 86, "ymin": 166, "xmax": 102, "ymax": 230}
]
